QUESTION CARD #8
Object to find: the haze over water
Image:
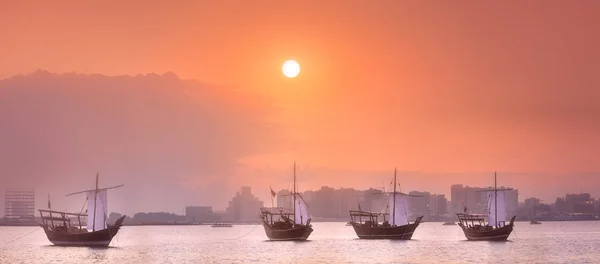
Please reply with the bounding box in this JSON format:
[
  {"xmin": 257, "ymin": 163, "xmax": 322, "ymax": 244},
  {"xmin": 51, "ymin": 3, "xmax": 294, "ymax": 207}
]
[{"xmin": 1, "ymin": 222, "xmax": 599, "ymax": 263}]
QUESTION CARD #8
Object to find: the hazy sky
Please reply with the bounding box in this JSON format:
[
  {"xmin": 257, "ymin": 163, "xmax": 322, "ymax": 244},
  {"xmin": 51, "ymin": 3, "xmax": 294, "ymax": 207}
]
[{"xmin": 0, "ymin": 1, "xmax": 599, "ymax": 214}]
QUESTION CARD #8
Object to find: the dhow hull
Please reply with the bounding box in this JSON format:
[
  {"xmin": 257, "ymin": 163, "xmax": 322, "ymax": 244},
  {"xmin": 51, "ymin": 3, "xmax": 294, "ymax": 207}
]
[
  {"xmin": 351, "ymin": 216, "xmax": 423, "ymax": 240},
  {"xmin": 458, "ymin": 224, "xmax": 514, "ymax": 241},
  {"xmin": 262, "ymin": 224, "xmax": 313, "ymax": 241},
  {"xmin": 43, "ymin": 226, "xmax": 121, "ymax": 247},
  {"xmin": 351, "ymin": 223, "xmax": 420, "ymax": 240},
  {"xmin": 43, "ymin": 216, "xmax": 126, "ymax": 247}
]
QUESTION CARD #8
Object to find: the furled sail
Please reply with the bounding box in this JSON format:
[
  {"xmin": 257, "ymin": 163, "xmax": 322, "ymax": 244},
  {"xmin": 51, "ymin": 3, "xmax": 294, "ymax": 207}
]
[
  {"xmin": 86, "ymin": 190, "xmax": 108, "ymax": 231},
  {"xmin": 388, "ymin": 194, "xmax": 409, "ymax": 226},
  {"xmin": 487, "ymin": 191, "xmax": 507, "ymax": 227},
  {"xmin": 294, "ymin": 195, "xmax": 309, "ymax": 225}
]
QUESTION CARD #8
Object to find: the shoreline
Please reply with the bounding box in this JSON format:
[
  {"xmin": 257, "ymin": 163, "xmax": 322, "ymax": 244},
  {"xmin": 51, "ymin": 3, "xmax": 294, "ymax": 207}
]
[{"xmin": 1, "ymin": 219, "xmax": 599, "ymax": 227}]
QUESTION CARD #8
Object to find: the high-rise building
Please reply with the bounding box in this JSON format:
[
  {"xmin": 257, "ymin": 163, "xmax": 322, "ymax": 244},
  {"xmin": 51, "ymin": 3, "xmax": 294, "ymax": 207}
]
[
  {"xmin": 408, "ymin": 191, "xmax": 431, "ymax": 215},
  {"xmin": 312, "ymin": 186, "xmax": 337, "ymax": 218},
  {"xmin": 4, "ymin": 190, "xmax": 35, "ymax": 220},
  {"xmin": 362, "ymin": 188, "xmax": 387, "ymax": 213},
  {"xmin": 450, "ymin": 184, "xmax": 487, "ymax": 214},
  {"xmin": 225, "ymin": 186, "xmax": 264, "ymax": 222},
  {"xmin": 524, "ymin": 197, "xmax": 541, "ymax": 217},
  {"xmin": 431, "ymin": 194, "xmax": 448, "ymax": 216},
  {"xmin": 558, "ymin": 193, "xmax": 595, "ymax": 214}
]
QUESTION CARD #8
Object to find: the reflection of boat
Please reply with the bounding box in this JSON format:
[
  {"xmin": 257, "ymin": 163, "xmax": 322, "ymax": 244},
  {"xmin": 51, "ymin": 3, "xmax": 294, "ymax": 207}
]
[
  {"xmin": 259, "ymin": 163, "xmax": 313, "ymax": 241},
  {"xmin": 348, "ymin": 168, "xmax": 423, "ymax": 240},
  {"xmin": 530, "ymin": 220, "xmax": 542, "ymax": 225},
  {"xmin": 211, "ymin": 223, "xmax": 233, "ymax": 227},
  {"xmin": 39, "ymin": 174, "xmax": 125, "ymax": 247},
  {"xmin": 456, "ymin": 172, "xmax": 516, "ymax": 241},
  {"xmin": 442, "ymin": 221, "xmax": 456, "ymax": 226}
]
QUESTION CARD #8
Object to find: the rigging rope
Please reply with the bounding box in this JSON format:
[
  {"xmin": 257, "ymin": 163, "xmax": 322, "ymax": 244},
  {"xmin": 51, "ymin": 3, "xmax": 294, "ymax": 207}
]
[
  {"xmin": 1, "ymin": 227, "xmax": 41, "ymax": 248},
  {"xmin": 228, "ymin": 224, "xmax": 260, "ymax": 240},
  {"xmin": 79, "ymin": 196, "xmax": 88, "ymax": 214}
]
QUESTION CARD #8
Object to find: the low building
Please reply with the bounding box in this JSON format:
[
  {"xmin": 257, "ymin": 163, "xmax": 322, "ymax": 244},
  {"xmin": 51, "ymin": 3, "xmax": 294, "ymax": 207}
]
[{"xmin": 185, "ymin": 206, "xmax": 215, "ymax": 223}]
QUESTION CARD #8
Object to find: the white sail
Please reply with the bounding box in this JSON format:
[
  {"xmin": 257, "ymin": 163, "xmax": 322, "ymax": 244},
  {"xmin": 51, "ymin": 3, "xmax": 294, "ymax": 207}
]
[
  {"xmin": 294, "ymin": 195, "xmax": 309, "ymax": 225},
  {"xmin": 388, "ymin": 194, "xmax": 409, "ymax": 226},
  {"xmin": 487, "ymin": 191, "xmax": 507, "ymax": 227},
  {"xmin": 86, "ymin": 190, "xmax": 108, "ymax": 231}
]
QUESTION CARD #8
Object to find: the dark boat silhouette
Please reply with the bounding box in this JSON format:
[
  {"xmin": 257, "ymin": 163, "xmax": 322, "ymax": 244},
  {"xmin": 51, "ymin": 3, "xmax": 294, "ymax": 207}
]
[
  {"xmin": 39, "ymin": 211, "xmax": 126, "ymax": 247},
  {"xmin": 349, "ymin": 168, "xmax": 423, "ymax": 240},
  {"xmin": 211, "ymin": 223, "xmax": 233, "ymax": 227},
  {"xmin": 457, "ymin": 214, "xmax": 516, "ymax": 241},
  {"xmin": 39, "ymin": 173, "xmax": 125, "ymax": 247},
  {"xmin": 260, "ymin": 163, "xmax": 313, "ymax": 241},
  {"xmin": 456, "ymin": 172, "xmax": 516, "ymax": 241},
  {"xmin": 530, "ymin": 220, "xmax": 542, "ymax": 225}
]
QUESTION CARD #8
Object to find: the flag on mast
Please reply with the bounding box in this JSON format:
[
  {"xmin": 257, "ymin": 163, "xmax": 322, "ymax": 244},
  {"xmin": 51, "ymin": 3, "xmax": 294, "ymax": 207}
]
[
  {"xmin": 47, "ymin": 194, "xmax": 51, "ymax": 209},
  {"xmin": 270, "ymin": 186, "xmax": 277, "ymax": 197}
]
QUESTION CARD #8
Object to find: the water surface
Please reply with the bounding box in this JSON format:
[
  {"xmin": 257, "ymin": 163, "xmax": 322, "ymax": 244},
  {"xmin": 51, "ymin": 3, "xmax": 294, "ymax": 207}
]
[{"xmin": 1, "ymin": 222, "xmax": 599, "ymax": 263}]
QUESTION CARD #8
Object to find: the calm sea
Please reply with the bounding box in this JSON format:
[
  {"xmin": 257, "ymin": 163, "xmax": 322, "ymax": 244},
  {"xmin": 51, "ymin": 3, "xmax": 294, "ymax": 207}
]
[{"xmin": 1, "ymin": 222, "xmax": 599, "ymax": 264}]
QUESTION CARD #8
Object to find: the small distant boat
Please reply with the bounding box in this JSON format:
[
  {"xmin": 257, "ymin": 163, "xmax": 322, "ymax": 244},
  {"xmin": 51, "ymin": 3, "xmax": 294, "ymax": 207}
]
[
  {"xmin": 456, "ymin": 172, "xmax": 516, "ymax": 241},
  {"xmin": 259, "ymin": 162, "xmax": 313, "ymax": 241},
  {"xmin": 39, "ymin": 173, "xmax": 126, "ymax": 247},
  {"xmin": 211, "ymin": 223, "xmax": 233, "ymax": 227},
  {"xmin": 345, "ymin": 221, "xmax": 352, "ymax": 226},
  {"xmin": 442, "ymin": 221, "xmax": 456, "ymax": 226},
  {"xmin": 530, "ymin": 220, "xmax": 542, "ymax": 225},
  {"xmin": 348, "ymin": 168, "xmax": 423, "ymax": 240}
]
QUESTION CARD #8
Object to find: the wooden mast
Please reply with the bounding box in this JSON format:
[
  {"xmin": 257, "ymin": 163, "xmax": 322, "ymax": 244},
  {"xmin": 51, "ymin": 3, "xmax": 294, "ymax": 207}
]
[
  {"xmin": 293, "ymin": 162, "xmax": 296, "ymax": 225},
  {"xmin": 494, "ymin": 171, "xmax": 498, "ymax": 228},
  {"xmin": 93, "ymin": 173, "xmax": 99, "ymax": 231},
  {"xmin": 393, "ymin": 167, "xmax": 397, "ymax": 226}
]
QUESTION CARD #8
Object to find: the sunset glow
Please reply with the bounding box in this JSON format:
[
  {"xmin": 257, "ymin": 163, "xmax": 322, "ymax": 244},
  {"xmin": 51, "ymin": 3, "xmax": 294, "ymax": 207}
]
[{"xmin": 0, "ymin": 1, "xmax": 598, "ymax": 216}]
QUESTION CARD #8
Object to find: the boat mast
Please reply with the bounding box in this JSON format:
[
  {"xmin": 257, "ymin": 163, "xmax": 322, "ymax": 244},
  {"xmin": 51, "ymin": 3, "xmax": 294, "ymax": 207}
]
[
  {"xmin": 293, "ymin": 162, "xmax": 296, "ymax": 223},
  {"xmin": 494, "ymin": 171, "xmax": 497, "ymax": 227},
  {"xmin": 393, "ymin": 167, "xmax": 397, "ymax": 226},
  {"xmin": 93, "ymin": 173, "xmax": 99, "ymax": 231}
]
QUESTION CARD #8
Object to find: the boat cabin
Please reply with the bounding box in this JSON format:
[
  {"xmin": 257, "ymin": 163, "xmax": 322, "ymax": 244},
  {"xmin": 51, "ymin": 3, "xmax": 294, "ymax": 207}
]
[
  {"xmin": 260, "ymin": 207, "xmax": 310, "ymax": 228},
  {"xmin": 39, "ymin": 210, "xmax": 89, "ymax": 234},
  {"xmin": 349, "ymin": 210, "xmax": 391, "ymax": 227},
  {"xmin": 457, "ymin": 213, "xmax": 507, "ymax": 230}
]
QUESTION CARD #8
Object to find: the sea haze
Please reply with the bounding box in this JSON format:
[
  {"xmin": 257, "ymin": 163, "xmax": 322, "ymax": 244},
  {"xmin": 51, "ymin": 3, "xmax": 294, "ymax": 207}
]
[{"xmin": 1, "ymin": 222, "xmax": 599, "ymax": 263}]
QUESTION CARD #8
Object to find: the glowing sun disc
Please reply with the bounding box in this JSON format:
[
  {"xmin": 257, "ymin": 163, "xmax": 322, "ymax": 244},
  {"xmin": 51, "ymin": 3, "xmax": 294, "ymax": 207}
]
[{"xmin": 282, "ymin": 60, "xmax": 300, "ymax": 78}]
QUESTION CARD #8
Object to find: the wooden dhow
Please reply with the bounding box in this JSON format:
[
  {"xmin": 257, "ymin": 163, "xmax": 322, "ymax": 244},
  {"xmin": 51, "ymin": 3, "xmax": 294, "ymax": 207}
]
[
  {"xmin": 39, "ymin": 173, "xmax": 125, "ymax": 247},
  {"xmin": 260, "ymin": 163, "xmax": 313, "ymax": 241},
  {"xmin": 348, "ymin": 168, "xmax": 423, "ymax": 240},
  {"xmin": 456, "ymin": 172, "xmax": 516, "ymax": 241}
]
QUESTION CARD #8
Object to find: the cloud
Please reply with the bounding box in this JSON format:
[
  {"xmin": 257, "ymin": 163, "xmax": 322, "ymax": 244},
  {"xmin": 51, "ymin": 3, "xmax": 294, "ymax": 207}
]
[{"xmin": 0, "ymin": 71, "xmax": 285, "ymax": 214}]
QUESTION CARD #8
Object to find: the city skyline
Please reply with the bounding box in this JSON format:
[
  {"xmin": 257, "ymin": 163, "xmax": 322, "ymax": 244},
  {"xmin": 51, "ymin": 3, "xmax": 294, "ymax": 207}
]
[{"xmin": 2, "ymin": 177, "xmax": 598, "ymax": 218}]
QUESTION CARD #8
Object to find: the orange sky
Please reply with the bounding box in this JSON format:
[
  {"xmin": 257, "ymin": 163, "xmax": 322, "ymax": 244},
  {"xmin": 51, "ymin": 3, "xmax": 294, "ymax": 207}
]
[{"xmin": 1, "ymin": 1, "xmax": 599, "ymax": 212}]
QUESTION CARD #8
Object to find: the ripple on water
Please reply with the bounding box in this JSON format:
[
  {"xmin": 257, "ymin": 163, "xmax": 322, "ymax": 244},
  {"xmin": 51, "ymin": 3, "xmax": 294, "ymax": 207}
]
[{"xmin": 2, "ymin": 222, "xmax": 600, "ymax": 263}]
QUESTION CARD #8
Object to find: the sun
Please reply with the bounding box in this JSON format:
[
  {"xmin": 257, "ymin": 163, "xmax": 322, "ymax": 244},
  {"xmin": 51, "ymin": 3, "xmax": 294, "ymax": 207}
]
[{"xmin": 282, "ymin": 60, "xmax": 300, "ymax": 78}]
